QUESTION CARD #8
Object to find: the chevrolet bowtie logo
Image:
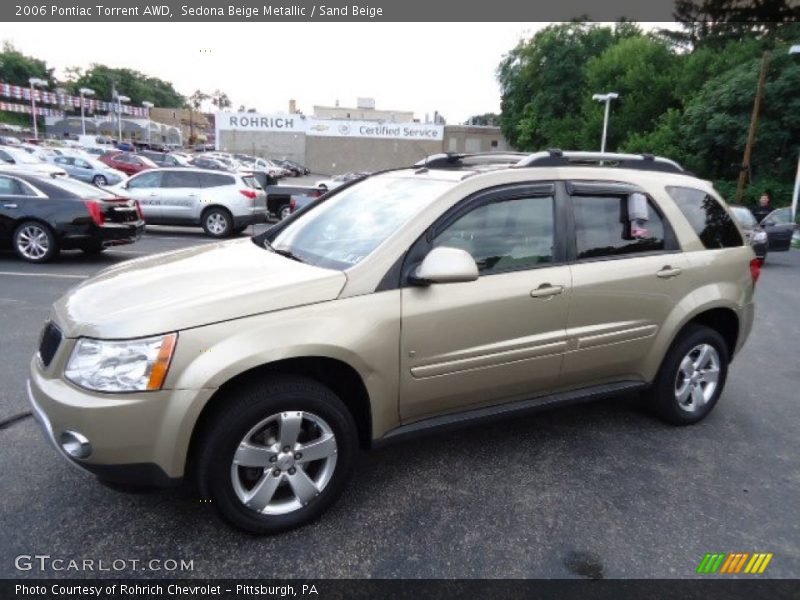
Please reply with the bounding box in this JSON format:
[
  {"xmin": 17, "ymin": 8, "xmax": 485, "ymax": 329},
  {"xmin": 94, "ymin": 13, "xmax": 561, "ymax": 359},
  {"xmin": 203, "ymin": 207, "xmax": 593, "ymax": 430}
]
[{"xmin": 697, "ymin": 552, "xmax": 773, "ymax": 574}]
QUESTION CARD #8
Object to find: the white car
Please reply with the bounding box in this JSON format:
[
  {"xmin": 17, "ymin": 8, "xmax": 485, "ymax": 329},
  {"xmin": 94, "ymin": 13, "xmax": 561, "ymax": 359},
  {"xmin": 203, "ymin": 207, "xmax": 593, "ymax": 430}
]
[
  {"xmin": 0, "ymin": 146, "xmax": 67, "ymax": 178},
  {"xmin": 110, "ymin": 167, "xmax": 268, "ymax": 237},
  {"xmin": 315, "ymin": 172, "xmax": 370, "ymax": 191}
]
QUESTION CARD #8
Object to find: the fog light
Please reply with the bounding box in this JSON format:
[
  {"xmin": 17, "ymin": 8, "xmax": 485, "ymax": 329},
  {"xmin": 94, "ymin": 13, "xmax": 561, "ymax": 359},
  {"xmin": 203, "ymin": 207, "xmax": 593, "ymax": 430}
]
[{"xmin": 60, "ymin": 430, "xmax": 92, "ymax": 459}]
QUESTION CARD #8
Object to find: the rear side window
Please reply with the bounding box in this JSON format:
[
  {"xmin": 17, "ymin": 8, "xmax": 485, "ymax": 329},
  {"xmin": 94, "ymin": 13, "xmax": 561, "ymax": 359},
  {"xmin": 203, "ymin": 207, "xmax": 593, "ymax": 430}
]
[
  {"xmin": 572, "ymin": 195, "xmax": 666, "ymax": 260},
  {"xmin": 199, "ymin": 173, "xmax": 234, "ymax": 187},
  {"xmin": 163, "ymin": 171, "xmax": 203, "ymax": 188},
  {"xmin": 666, "ymin": 186, "xmax": 743, "ymax": 249},
  {"xmin": 0, "ymin": 176, "xmax": 30, "ymax": 196}
]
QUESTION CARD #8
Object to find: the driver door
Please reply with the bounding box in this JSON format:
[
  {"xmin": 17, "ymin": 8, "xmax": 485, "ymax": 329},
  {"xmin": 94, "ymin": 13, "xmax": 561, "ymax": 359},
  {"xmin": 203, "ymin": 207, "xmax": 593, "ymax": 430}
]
[{"xmin": 399, "ymin": 184, "xmax": 571, "ymax": 422}]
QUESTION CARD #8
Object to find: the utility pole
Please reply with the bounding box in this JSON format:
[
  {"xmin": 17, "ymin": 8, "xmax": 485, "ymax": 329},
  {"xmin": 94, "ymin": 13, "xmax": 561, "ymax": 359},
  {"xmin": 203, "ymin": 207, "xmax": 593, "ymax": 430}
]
[{"xmin": 735, "ymin": 51, "xmax": 771, "ymax": 203}]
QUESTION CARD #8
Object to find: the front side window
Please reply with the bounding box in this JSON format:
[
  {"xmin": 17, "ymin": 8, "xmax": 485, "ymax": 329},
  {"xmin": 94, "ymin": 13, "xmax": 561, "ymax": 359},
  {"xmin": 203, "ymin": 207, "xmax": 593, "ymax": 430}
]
[
  {"xmin": 572, "ymin": 195, "xmax": 666, "ymax": 260},
  {"xmin": 434, "ymin": 196, "xmax": 555, "ymax": 274},
  {"xmin": 666, "ymin": 186, "xmax": 743, "ymax": 249},
  {"xmin": 268, "ymin": 176, "xmax": 456, "ymax": 270}
]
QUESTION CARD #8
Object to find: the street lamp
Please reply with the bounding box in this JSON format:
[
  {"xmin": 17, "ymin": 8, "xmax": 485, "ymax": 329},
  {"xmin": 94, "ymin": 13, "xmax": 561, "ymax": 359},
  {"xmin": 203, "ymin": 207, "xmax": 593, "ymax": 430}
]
[
  {"xmin": 592, "ymin": 92, "xmax": 619, "ymax": 153},
  {"xmin": 790, "ymin": 45, "xmax": 800, "ymax": 223},
  {"xmin": 116, "ymin": 94, "xmax": 130, "ymax": 143},
  {"xmin": 78, "ymin": 87, "xmax": 95, "ymax": 136},
  {"xmin": 142, "ymin": 101, "xmax": 154, "ymax": 145},
  {"xmin": 28, "ymin": 77, "xmax": 47, "ymax": 140}
]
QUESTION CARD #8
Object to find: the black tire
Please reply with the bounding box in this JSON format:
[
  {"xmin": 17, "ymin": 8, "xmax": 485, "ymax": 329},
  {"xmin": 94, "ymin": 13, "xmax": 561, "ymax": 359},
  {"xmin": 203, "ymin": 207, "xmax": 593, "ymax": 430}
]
[
  {"xmin": 277, "ymin": 203, "xmax": 291, "ymax": 221},
  {"xmin": 651, "ymin": 324, "xmax": 729, "ymax": 425},
  {"xmin": 201, "ymin": 207, "xmax": 234, "ymax": 238},
  {"xmin": 12, "ymin": 221, "xmax": 58, "ymax": 263},
  {"xmin": 92, "ymin": 174, "xmax": 107, "ymax": 186},
  {"xmin": 195, "ymin": 376, "xmax": 358, "ymax": 534}
]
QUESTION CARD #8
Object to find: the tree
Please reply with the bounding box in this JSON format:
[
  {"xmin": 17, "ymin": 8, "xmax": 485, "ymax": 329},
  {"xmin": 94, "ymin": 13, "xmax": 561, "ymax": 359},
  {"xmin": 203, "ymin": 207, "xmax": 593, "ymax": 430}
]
[
  {"xmin": 187, "ymin": 90, "xmax": 209, "ymax": 144},
  {"xmin": 67, "ymin": 64, "xmax": 184, "ymax": 107},
  {"xmin": 464, "ymin": 113, "xmax": 501, "ymax": 126},
  {"xmin": 0, "ymin": 42, "xmax": 55, "ymax": 87},
  {"xmin": 211, "ymin": 89, "xmax": 232, "ymax": 110}
]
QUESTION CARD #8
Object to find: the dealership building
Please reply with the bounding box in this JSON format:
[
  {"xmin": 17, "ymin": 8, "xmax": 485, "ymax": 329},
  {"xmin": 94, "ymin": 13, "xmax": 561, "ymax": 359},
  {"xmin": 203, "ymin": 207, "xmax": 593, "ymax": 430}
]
[{"xmin": 215, "ymin": 111, "xmax": 509, "ymax": 174}]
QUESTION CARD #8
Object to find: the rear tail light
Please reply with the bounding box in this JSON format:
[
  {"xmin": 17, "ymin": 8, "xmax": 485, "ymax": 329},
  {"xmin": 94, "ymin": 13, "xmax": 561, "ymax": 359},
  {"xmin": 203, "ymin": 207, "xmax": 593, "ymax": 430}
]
[
  {"xmin": 239, "ymin": 189, "xmax": 257, "ymax": 200},
  {"xmin": 134, "ymin": 200, "xmax": 144, "ymax": 220},
  {"xmin": 84, "ymin": 200, "xmax": 105, "ymax": 226},
  {"xmin": 750, "ymin": 258, "xmax": 761, "ymax": 284}
]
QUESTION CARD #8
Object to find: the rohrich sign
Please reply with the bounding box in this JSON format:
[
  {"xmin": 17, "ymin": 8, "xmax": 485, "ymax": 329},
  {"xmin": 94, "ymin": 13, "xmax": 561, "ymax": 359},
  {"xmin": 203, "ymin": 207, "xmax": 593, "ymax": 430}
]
[{"xmin": 216, "ymin": 112, "xmax": 444, "ymax": 141}]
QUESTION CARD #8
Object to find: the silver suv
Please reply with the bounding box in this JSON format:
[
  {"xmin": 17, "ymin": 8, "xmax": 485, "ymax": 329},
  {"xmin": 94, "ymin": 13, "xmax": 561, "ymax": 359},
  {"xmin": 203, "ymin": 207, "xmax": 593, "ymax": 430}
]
[
  {"xmin": 113, "ymin": 168, "xmax": 267, "ymax": 237},
  {"xmin": 29, "ymin": 152, "xmax": 757, "ymax": 534}
]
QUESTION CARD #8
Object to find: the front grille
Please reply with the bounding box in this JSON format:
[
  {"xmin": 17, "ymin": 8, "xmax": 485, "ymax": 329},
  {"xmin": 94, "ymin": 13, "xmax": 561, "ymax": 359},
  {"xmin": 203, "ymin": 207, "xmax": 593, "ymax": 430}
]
[{"xmin": 38, "ymin": 322, "xmax": 63, "ymax": 368}]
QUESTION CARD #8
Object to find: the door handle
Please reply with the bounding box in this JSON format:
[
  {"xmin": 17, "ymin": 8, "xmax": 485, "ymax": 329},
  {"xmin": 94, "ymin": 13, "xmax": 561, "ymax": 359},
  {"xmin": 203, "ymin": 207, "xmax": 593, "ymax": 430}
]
[
  {"xmin": 187, "ymin": 193, "xmax": 198, "ymax": 197},
  {"xmin": 3, "ymin": 203, "xmax": 18, "ymax": 208},
  {"xmin": 656, "ymin": 266, "xmax": 682, "ymax": 279},
  {"xmin": 530, "ymin": 284, "xmax": 564, "ymax": 298}
]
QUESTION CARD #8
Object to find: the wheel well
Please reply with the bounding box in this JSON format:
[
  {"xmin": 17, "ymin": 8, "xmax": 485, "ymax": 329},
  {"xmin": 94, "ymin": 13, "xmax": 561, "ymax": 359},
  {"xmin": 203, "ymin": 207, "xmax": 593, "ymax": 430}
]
[
  {"xmin": 686, "ymin": 308, "xmax": 739, "ymax": 359},
  {"xmin": 201, "ymin": 205, "xmax": 232, "ymax": 219},
  {"xmin": 186, "ymin": 357, "xmax": 373, "ymax": 474}
]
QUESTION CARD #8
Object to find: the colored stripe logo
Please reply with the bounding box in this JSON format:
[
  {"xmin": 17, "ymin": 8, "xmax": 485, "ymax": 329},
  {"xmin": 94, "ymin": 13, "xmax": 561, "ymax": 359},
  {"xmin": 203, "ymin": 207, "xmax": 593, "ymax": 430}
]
[{"xmin": 697, "ymin": 552, "xmax": 773, "ymax": 574}]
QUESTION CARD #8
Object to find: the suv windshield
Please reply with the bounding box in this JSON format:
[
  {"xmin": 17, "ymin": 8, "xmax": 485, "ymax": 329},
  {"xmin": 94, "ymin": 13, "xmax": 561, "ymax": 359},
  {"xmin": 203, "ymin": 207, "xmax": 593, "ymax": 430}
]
[{"xmin": 266, "ymin": 175, "xmax": 455, "ymax": 270}]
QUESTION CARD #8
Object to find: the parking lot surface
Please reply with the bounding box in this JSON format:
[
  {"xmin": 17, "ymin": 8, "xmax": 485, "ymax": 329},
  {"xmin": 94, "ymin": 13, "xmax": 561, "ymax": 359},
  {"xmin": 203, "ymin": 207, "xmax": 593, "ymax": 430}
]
[{"xmin": 1, "ymin": 232, "xmax": 798, "ymax": 578}]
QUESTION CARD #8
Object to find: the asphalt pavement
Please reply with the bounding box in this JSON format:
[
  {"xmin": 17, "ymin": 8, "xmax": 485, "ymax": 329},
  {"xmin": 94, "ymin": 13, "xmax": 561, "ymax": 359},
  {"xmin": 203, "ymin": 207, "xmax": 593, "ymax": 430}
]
[{"xmin": 1, "ymin": 232, "xmax": 798, "ymax": 579}]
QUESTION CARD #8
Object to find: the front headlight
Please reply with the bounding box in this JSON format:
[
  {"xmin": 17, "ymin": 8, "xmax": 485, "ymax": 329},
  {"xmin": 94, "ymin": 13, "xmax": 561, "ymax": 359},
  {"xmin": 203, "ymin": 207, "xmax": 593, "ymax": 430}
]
[
  {"xmin": 65, "ymin": 333, "xmax": 177, "ymax": 392},
  {"xmin": 752, "ymin": 231, "xmax": 767, "ymax": 243}
]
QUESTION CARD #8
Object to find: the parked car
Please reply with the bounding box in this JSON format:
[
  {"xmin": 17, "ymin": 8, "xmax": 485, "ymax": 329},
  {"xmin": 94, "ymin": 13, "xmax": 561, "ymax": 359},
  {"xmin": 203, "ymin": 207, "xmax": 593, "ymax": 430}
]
[
  {"xmin": 99, "ymin": 151, "xmax": 157, "ymax": 176},
  {"xmin": 140, "ymin": 150, "xmax": 190, "ymax": 168},
  {"xmin": 0, "ymin": 172, "xmax": 144, "ymax": 262},
  {"xmin": 51, "ymin": 155, "xmax": 127, "ymax": 186},
  {"xmin": 729, "ymin": 205, "xmax": 768, "ymax": 263},
  {"xmin": 0, "ymin": 135, "xmax": 23, "ymax": 146},
  {"xmin": 278, "ymin": 159, "xmax": 310, "ymax": 175},
  {"xmin": 0, "ymin": 146, "xmax": 67, "ymax": 178},
  {"xmin": 759, "ymin": 207, "xmax": 796, "ymax": 252},
  {"xmin": 110, "ymin": 167, "xmax": 267, "ymax": 237},
  {"xmin": 315, "ymin": 171, "xmax": 370, "ymax": 191},
  {"xmin": 28, "ymin": 151, "xmax": 758, "ymax": 533},
  {"xmin": 188, "ymin": 156, "xmax": 232, "ymax": 171}
]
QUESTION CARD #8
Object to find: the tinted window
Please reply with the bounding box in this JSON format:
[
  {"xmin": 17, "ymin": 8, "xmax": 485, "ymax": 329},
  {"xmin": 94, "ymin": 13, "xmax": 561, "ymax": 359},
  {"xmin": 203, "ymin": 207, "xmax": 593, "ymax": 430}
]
[
  {"xmin": 163, "ymin": 171, "xmax": 203, "ymax": 188},
  {"xmin": 128, "ymin": 171, "xmax": 163, "ymax": 189},
  {"xmin": 199, "ymin": 173, "xmax": 234, "ymax": 187},
  {"xmin": 666, "ymin": 186, "xmax": 743, "ymax": 249},
  {"xmin": 44, "ymin": 178, "xmax": 117, "ymax": 198},
  {"xmin": 435, "ymin": 196, "xmax": 555, "ymax": 274},
  {"xmin": 0, "ymin": 176, "xmax": 28, "ymax": 196},
  {"xmin": 573, "ymin": 195, "xmax": 665, "ymax": 260}
]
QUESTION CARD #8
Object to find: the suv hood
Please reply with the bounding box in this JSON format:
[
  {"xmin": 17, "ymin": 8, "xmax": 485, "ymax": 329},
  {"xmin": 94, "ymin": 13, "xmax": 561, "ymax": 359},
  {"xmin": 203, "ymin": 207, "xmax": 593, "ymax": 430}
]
[{"xmin": 52, "ymin": 239, "xmax": 347, "ymax": 338}]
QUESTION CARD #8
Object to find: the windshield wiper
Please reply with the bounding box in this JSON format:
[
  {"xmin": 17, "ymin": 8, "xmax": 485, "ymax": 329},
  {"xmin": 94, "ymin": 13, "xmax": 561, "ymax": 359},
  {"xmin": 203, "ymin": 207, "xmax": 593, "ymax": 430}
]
[{"xmin": 263, "ymin": 238, "xmax": 305, "ymax": 263}]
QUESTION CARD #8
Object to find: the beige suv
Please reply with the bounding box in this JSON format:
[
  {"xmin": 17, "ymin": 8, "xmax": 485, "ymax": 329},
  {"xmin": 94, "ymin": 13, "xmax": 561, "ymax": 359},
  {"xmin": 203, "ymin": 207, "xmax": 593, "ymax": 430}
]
[{"xmin": 28, "ymin": 151, "xmax": 758, "ymax": 534}]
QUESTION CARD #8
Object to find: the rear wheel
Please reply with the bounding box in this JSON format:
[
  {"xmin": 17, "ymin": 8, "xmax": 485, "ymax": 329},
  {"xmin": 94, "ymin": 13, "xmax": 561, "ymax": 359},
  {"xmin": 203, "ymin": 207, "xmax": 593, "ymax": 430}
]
[
  {"xmin": 651, "ymin": 324, "xmax": 729, "ymax": 425},
  {"xmin": 278, "ymin": 203, "xmax": 291, "ymax": 221},
  {"xmin": 201, "ymin": 207, "xmax": 233, "ymax": 238},
  {"xmin": 92, "ymin": 174, "xmax": 107, "ymax": 186},
  {"xmin": 195, "ymin": 376, "xmax": 358, "ymax": 534},
  {"xmin": 13, "ymin": 221, "xmax": 58, "ymax": 263}
]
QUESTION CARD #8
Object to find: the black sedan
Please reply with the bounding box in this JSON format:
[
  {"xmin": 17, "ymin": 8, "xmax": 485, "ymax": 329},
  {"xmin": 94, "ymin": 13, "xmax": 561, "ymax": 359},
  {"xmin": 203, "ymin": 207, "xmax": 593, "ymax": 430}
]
[
  {"xmin": 729, "ymin": 205, "xmax": 768, "ymax": 263},
  {"xmin": 0, "ymin": 172, "xmax": 145, "ymax": 263},
  {"xmin": 760, "ymin": 207, "xmax": 796, "ymax": 252}
]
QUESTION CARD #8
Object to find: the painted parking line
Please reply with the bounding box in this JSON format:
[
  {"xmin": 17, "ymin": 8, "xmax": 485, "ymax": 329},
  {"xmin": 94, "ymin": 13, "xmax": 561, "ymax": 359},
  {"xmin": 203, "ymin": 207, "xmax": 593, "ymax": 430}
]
[{"xmin": 0, "ymin": 271, "xmax": 89, "ymax": 279}]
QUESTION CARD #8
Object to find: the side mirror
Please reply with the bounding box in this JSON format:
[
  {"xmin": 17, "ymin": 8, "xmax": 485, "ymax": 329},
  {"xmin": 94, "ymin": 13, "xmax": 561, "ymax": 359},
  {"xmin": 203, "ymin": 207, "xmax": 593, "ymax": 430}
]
[{"xmin": 412, "ymin": 246, "xmax": 479, "ymax": 285}]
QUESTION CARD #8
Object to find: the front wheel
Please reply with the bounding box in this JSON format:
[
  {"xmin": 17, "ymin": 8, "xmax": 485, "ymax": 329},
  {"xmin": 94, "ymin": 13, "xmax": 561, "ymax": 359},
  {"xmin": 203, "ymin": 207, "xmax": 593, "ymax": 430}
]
[
  {"xmin": 278, "ymin": 203, "xmax": 291, "ymax": 221},
  {"xmin": 202, "ymin": 207, "xmax": 233, "ymax": 238},
  {"xmin": 195, "ymin": 376, "xmax": 358, "ymax": 534},
  {"xmin": 651, "ymin": 324, "xmax": 729, "ymax": 425},
  {"xmin": 92, "ymin": 174, "xmax": 107, "ymax": 186}
]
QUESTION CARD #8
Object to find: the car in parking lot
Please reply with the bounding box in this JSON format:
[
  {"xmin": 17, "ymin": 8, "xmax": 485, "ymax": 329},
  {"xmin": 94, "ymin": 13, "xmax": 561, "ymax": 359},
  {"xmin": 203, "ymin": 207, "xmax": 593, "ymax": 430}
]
[
  {"xmin": 109, "ymin": 167, "xmax": 267, "ymax": 237},
  {"xmin": 51, "ymin": 155, "xmax": 127, "ymax": 187},
  {"xmin": 315, "ymin": 171, "xmax": 370, "ymax": 191},
  {"xmin": 99, "ymin": 151, "xmax": 157, "ymax": 176},
  {"xmin": 139, "ymin": 150, "xmax": 191, "ymax": 168},
  {"xmin": 759, "ymin": 207, "xmax": 796, "ymax": 252},
  {"xmin": 28, "ymin": 151, "xmax": 757, "ymax": 534},
  {"xmin": 0, "ymin": 172, "xmax": 144, "ymax": 262},
  {"xmin": 0, "ymin": 146, "xmax": 68, "ymax": 178},
  {"xmin": 188, "ymin": 156, "xmax": 231, "ymax": 171},
  {"xmin": 729, "ymin": 205, "xmax": 768, "ymax": 263}
]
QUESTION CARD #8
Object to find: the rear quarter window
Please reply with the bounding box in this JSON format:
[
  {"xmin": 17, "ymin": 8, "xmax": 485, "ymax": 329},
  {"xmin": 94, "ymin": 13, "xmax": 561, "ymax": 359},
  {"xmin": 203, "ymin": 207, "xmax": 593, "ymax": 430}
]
[
  {"xmin": 199, "ymin": 173, "xmax": 235, "ymax": 187},
  {"xmin": 666, "ymin": 186, "xmax": 743, "ymax": 249}
]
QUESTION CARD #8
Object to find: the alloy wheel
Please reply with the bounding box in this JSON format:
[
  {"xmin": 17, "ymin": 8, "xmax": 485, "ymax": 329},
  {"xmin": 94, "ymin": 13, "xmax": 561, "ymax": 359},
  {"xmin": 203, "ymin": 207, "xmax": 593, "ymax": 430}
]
[
  {"xmin": 16, "ymin": 224, "xmax": 50, "ymax": 261},
  {"xmin": 674, "ymin": 343, "xmax": 720, "ymax": 412},
  {"xmin": 206, "ymin": 212, "xmax": 228, "ymax": 236}
]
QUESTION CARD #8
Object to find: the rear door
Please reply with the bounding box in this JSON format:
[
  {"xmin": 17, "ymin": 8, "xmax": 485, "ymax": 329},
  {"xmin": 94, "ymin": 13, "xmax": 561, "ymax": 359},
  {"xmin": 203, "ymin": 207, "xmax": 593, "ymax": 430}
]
[
  {"xmin": 53, "ymin": 156, "xmax": 79, "ymax": 179},
  {"xmin": 124, "ymin": 170, "xmax": 164, "ymax": 222},
  {"xmin": 562, "ymin": 182, "xmax": 691, "ymax": 386},
  {"xmin": 399, "ymin": 183, "xmax": 571, "ymax": 421},
  {"xmin": 160, "ymin": 170, "xmax": 204, "ymax": 223}
]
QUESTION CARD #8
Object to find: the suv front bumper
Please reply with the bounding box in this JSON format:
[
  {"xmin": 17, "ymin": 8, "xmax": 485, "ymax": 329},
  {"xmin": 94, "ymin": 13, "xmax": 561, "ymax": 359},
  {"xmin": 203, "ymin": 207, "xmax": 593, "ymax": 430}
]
[{"xmin": 27, "ymin": 357, "xmax": 214, "ymax": 487}]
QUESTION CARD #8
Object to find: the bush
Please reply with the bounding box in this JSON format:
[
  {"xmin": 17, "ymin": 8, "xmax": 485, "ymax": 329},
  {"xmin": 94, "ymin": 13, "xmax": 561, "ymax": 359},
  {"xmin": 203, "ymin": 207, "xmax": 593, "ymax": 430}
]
[{"xmin": 712, "ymin": 177, "xmax": 795, "ymax": 209}]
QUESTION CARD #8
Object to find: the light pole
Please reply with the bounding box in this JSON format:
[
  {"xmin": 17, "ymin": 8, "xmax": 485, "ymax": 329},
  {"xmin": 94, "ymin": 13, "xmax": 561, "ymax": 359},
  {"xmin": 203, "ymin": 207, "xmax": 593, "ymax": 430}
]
[
  {"xmin": 592, "ymin": 92, "xmax": 619, "ymax": 153},
  {"xmin": 142, "ymin": 101, "xmax": 154, "ymax": 145},
  {"xmin": 790, "ymin": 45, "xmax": 800, "ymax": 223},
  {"xmin": 28, "ymin": 77, "xmax": 47, "ymax": 140},
  {"xmin": 78, "ymin": 87, "xmax": 95, "ymax": 136},
  {"xmin": 116, "ymin": 94, "xmax": 130, "ymax": 143}
]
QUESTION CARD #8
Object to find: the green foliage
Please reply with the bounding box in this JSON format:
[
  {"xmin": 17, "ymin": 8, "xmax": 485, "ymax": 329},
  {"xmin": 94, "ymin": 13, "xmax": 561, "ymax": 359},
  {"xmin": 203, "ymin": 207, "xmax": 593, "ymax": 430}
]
[
  {"xmin": 714, "ymin": 177, "xmax": 796, "ymax": 208},
  {"xmin": 67, "ymin": 64, "xmax": 184, "ymax": 107},
  {"xmin": 0, "ymin": 42, "xmax": 54, "ymax": 87},
  {"xmin": 464, "ymin": 112, "xmax": 500, "ymax": 126}
]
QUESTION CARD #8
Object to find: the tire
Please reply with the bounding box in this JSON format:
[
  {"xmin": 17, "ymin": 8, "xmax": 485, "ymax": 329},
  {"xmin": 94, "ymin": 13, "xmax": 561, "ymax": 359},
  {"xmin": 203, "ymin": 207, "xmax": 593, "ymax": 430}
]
[
  {"xmin": 278, "ymin": 203, "xmax": 291, "ymax": 221},
  {"xmin": 651, "ymin": 324, "xmax": 729, "ymax": 425},
  {"xmin": 195, "ymin": 376, "xmax": 358, "ymax": 534},
  {"xmin": 201, "ymin": 207, "xmax": 233, "ymax": 238},
  {"xmin": 13, "ymin": 221, "xmax": 58, "ymax": 263},
  {"xmin": 92, "ymin": 174, "xmax": 107, "ymax": 186}
]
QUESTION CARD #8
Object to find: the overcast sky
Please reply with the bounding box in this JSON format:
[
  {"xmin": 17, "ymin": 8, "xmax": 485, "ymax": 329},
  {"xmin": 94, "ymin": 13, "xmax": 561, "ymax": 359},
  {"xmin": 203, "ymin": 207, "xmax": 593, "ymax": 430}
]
[{"xmin": 3, "ymin": 22, "xmax": 673, "ymax": 123}]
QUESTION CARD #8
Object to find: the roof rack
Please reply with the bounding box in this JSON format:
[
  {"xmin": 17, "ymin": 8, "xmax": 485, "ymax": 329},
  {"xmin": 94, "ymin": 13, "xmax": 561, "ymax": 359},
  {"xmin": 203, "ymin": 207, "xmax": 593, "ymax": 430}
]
[
  {"xmin": 515, "ymin": 149, "xmax": 685, "ymax": 173},
  {"xmin": 414, "ymin": 152, "xmax": 529, "ymax": 170}
]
